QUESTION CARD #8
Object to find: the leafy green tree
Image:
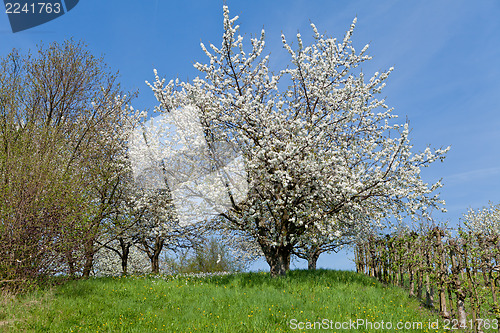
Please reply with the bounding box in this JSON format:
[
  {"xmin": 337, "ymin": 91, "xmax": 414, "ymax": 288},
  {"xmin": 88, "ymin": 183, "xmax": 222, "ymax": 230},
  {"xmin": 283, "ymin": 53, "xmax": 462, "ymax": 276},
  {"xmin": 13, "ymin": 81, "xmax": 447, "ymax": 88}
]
[{"xmin": 0, "ymin": 40, "xmax": 139, "ymax": 285}]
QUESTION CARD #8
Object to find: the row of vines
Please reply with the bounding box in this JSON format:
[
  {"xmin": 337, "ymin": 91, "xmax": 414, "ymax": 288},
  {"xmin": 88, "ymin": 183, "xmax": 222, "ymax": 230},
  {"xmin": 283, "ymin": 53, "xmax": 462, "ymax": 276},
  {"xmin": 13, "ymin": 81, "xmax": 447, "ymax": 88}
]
[{"xmin": 355, "ymin": 225, "xmax": 500, "ymax": 332}]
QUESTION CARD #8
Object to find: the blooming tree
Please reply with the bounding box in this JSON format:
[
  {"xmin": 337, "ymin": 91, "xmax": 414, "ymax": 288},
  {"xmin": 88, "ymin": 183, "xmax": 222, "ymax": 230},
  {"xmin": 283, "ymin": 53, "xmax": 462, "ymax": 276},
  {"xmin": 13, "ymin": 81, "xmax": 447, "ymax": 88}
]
[
  {"xmin": 92, "ymin": 171, "xmax": 151, "ymax": 276},
  {"xmin": 133, "ymin": 189, "xmax": 176, "ymax": 274},
  {"xmin": 462, "ymin": 202, "xmax": 500, "ymax": 236},
  {"xmin": 92, "ymin": 242, "xmax": 149, "ymax": 277},
  {"xmin": 128, "ymin": 113, "xmax": 225, "ymax": 274},
  {"xmin": 147, "ymin": 6, "xmax": 449, "ymax": 276}
]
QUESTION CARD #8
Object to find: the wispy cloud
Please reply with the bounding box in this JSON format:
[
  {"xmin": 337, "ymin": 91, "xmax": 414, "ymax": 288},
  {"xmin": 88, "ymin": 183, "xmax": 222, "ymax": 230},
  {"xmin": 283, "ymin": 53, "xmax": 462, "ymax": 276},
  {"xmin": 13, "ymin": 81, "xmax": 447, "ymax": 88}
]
[{"xmin": 445, "ymin": 167, "xmax": 500, "ymax": 184}]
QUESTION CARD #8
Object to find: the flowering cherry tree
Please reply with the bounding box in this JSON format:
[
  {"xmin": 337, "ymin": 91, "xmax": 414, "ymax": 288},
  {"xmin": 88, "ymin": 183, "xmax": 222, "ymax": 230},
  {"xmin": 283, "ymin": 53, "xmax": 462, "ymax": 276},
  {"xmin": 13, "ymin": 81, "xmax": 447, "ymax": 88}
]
[
  {"xmin": 92, "ymin": 242, "xmax": 149, "ymax": 276},
  {"xmin": 462, "ymin": 201, "xmax": 500, "ymax": 236},
  {"xmin": 147, "ymin": 6, "xmax": 449, "ymax": 277},
  {"xmin": 133, "ymin": 188, "xmax": 205, "ymax": 274}
]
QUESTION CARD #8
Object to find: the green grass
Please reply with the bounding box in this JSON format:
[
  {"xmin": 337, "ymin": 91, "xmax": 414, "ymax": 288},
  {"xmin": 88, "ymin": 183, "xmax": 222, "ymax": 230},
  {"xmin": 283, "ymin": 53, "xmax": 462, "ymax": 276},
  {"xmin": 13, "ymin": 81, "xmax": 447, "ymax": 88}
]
[{"xmin": 0, "ymin": 270, "xmax": 460, "ymax": 332}]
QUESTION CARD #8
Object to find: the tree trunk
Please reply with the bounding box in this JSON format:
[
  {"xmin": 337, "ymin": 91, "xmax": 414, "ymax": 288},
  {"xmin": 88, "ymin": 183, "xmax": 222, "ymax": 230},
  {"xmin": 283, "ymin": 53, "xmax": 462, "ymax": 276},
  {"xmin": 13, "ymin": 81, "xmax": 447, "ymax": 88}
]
[
  {"xmin": 447, "ymin": 286, "xmax": 455, "ymax": 318},
  {"xmin": 369, "ymin": 247, "xmax": 376, "ymax": 277},
  {"xmin": 456, "ymin": 297, "xmax": 467, "ymax": 329},
  {"xmin": 409, "ymin": 268, "xmax": 416, "ymax": 297},
  {"xmin": 142, "ymin": 236, "xmax": 164, "ymax": 275},
  {"xmin": 354, "ymin": 246, "xmax": 361, "ymax": 273},
  {"xmin": 425, "ymin": 273, "xmax": 434, "ymax": 308},
  {"xmin": 436, "ymin": 229, "xmax": 450, "ymax": 318},
  {"xmin": 82, "ymin": 252, "xmax": 94, "ymax": 278},
  {"xmin": 121, "ymin": 253, "xmax": 128, "ymax": 276},
  {"xmin": 119, "ymin": 238, "xmax": 131, "ymax": 276},
  {"xmin": 66, "ymin": 253, "xmax": 76, "ymax": 277},
  {"xmin": 308, "ymin": 250, "xmax": 320, "ymax": 270},
  {"xmin": 417, "ymin": 270, "xmax": 423, "ymax": 299},
  {"xmin": 82, "ymin": 241, "xmax": 95, "ymax": 278},
  {"xmin": 439, "ymin": 285, "xmax": 449, "ymax": 318},
  {"xmin": 151, "ymin": 256, "xmax": 160, "ymax": 274},
  {"xmin": 259, "ymin": 241, "xmax": 292, "ymax": 278},
  {"xmin": 450, "ymin": 244, "xmax": 467, "ymax": 329}
]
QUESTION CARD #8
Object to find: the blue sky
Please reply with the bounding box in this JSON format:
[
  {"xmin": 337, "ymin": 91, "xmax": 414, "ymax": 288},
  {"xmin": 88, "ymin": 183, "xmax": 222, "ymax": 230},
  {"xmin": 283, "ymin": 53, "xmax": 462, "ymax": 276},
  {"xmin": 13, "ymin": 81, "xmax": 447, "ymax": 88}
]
[{"xmin": 2, "ymin": 0, "xmax": 500, "ymax": 271}]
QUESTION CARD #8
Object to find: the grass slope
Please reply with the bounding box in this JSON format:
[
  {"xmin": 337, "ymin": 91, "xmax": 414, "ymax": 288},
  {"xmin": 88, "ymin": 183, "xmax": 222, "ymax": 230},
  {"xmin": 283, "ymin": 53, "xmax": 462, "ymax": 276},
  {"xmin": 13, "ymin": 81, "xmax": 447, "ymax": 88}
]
[{"xmin": 1, "ymin": 270, "xmax": 450, "ymax": 332}]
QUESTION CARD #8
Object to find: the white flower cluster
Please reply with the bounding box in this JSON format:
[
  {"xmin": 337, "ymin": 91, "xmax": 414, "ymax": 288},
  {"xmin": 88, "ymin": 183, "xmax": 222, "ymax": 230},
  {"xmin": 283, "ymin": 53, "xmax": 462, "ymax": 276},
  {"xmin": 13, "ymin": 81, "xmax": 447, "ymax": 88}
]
[{"xmin": 463, "ymin": 202, "xmax": 500, "ymax": 236}]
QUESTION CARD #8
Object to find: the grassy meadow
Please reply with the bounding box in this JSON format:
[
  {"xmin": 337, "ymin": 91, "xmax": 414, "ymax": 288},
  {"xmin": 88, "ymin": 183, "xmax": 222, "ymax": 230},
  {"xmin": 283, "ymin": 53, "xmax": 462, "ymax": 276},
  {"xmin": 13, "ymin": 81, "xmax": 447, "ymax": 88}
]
[{"xmin": 1, "ymin": 270, "xmax": 457, "ymax": 332}]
